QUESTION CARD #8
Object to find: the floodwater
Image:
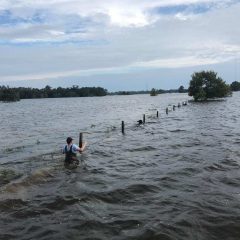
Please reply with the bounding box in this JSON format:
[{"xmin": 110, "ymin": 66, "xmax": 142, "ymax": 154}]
[{"xmin": 0, "ymin": 93, "xmax": 240, "ymax": 240}]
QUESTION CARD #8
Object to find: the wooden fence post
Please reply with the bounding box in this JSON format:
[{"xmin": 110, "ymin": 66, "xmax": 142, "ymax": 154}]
[
  {"xmin": 122, "ymin": 121, "xmax": 125, "ymax": 134},
  {"xmin": 79, "ymin": 132, "xmax": 83, "ymax": 148}
]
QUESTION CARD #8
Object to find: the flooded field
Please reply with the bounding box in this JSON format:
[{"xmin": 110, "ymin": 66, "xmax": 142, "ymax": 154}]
[{"xmin": 0, "ymin": 93, "xmax": 240, "ymax": 240}]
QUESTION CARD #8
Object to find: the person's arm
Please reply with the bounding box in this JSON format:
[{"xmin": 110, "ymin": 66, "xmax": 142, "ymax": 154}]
[
  {"xmin": 79, "ymin": 142, "xmax": 87, "ymax": 153},
  {"xmin": 72, "ymin": 143, "xmax": 87, "ymax": 153}
]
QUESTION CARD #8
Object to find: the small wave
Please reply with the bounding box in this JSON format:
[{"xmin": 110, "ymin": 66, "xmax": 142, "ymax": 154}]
[
  {"xmin": 182, "ymin": 142, "xmax": 202, "ymax": 147},
  {"xmin": 0, "ymin": 198, "xmax": 28, "ymax": 212},
  {"xmin": 0, "ymin": 168, "xmax": 22, "ymax": 186},
  {"xmin": 221, "ymin": 158, "xmax": 239, "ymax": 167},
  {"xmin": 172, "ymin": 118, "xmax": 184, "ymax": 122},
  {"xmin": 91, "ymin": 184, "xmax": 159, "ymax": 204},
  {"xmin": 0, "ymin": 234, "xmax": 17, "ymax": 240},
  {"xmin": 1, "ymin": 160, "xmax": 25, "ymax": 166},
  {"xmin": 127, "ymin": 146, "xmax": 156, "ymax": 152},
  {"xmin": 91, "ymin": 150, "xmax": 112, "ymax": 157},
  {"xmin": 81, "ymin": 184, "xmax": 159, "ymax": 204},
  {"xmin": 3, "ymin": 146, "xmax": 25, "ymax": 153},
  {"xmin": 28, "ymin": 229, "xmax": 58, "ymax": 240},
  {"xmin": 11, "ymin": 208, "xmax": 52, "ymax": 219},
  {"xmin": 224, "ymin": 134, "xmax": 234, "ymax": 137},
  {"xmin": 126, "ymin": 183, "xmax": 159, "ymax": 194},
  {"xmin": 109, "ymin": 219, "xmax": 141, "ymax": 228},
  {"xmin": 70, "ymin": 219, "xmax": 114, "ymax": 238},
  {"xmin": 204, "ymin": 163, "xmax": 227, "ymax": 172},
  {"xmin": 90, "ymin": 168, "xmax": 106, "ymax": 174},
  {"xmin": 159, "ymin": 176, "xmax": 178, "ymax": 182},
  {"xmin": 220, "ymin": 176, "xmax": 240, "ymax": 187},
  {"xmin": 3, "ymin": 168, "xmax": 54, "ymax": 193},
  {"xmin": 40, "ymin": 196, "xmax": 80, "ymax": 210},
  {"xmin": 126, "ymin": 228, "xmax": 173, "ymax": 240},
  {"xmin": 145, "ymin": 121, "xmax": 157, "ymax": 124},
  {"xmin": 169, "ymin": 129, "xmax": 186, "ymax": 133},
  {"xmin": 173, "ymin": 167, "xmax": 202, "ymax": 177}
]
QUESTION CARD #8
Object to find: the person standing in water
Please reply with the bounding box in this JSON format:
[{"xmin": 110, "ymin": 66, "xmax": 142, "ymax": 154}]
[{"xmin": 62, "ymin": 137, "xmax": 86, "ymax": 165}]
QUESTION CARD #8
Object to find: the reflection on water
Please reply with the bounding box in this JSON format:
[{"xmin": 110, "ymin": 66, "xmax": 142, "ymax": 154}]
[{"xmin": 0, "ymin": 93, "xmax": 240, "ymax": 240}]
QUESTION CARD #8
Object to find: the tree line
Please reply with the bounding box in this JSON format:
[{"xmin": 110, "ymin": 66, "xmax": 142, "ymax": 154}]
[
  {"xmin": 111, "ymin": 86, "xmax": 188, "ymax": 96},
  {"xmin": 1, "ymin": 73, "xmax": 240, "ymax": 102},
  {"xmin": 0, "ymin": 85, "xmax": 108, "ymax": 102}
]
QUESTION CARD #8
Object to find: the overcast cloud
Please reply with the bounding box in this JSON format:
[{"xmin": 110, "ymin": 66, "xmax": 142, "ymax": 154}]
[{"xmin": 0, "ymin": 0, "xmax": 240, "ymax": 90}]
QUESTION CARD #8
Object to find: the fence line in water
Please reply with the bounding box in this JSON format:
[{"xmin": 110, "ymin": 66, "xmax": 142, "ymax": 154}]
[
  {"xmin": 78, "ymin": 100, "xmax": 189, "ymax": 140},
  {"xmin": 119, "ymin": 100, "xmax": 189, "ymax": 134}
]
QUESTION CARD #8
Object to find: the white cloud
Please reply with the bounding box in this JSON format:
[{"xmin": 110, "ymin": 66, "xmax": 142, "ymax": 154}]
[
  {"xmin": 107, "ymin": 7, "xmax": 150, "ymax": 27},
  {"xmin": 1, "ymin": 41, "xmax": 239, "ymax": 82},
  {"xmin": 0, "ymin": 0, "xmax": 236, "ymax": 28},
  {"xmin": 0, "ymin": 0, "xmax": 240, "ymax": 87}
]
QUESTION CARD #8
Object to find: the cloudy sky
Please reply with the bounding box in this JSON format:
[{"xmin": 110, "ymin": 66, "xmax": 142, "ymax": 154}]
[{"xmin": 0, "ymin": 0, "xmax": 240, "ymax": 91}]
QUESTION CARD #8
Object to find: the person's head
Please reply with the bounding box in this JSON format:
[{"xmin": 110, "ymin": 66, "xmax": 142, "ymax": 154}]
[{"xmin": 66, "ymin": 137, "xmax": 73, "ymax": 144}]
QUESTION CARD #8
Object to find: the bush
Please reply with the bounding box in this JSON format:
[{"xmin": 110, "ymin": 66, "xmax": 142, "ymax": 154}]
[
  {"xmin": 230, "ymin": 81, "xmax": 240, "ymax": 91},
  {"xmin": 150, "ymin": 88, "xmax": 158, "ymax": 96},
  {"xmin": 188, "ymin": 71, "xmax": 231, "ymax": 101}
]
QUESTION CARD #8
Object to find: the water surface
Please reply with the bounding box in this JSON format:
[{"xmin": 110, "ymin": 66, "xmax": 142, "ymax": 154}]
[{"xmin": 0, "ymin": 93, "xmax": 240, "ymax": 240}]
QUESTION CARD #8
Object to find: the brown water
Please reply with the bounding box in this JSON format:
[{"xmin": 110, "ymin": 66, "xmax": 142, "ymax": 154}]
[{"xmin": 0, "ymin": 93, "xmax": 240, "ymax": 240}]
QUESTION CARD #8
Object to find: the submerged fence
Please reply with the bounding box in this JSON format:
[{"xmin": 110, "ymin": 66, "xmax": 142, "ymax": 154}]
[{"xmin": 78, "ymin": 100, "xmax": 189, "ymax": 146}]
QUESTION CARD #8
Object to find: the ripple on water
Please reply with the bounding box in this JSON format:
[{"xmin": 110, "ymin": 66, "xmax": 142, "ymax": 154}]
[
  {"xmin": 84, "ymin": 183, "xmax": 160, "ymax": 205},
  {"xmin": 0, "ymin": 168, "xmax": 23, "ymax": 186},
  {"xmin": 1, "ymin": 94, "xmax": 240, "ymax": 240}
]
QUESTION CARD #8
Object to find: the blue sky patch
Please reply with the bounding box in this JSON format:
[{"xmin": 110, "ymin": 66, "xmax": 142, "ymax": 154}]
[
  {"xmin": 0, "ymin": 38, "xmax": 108, "ymax": 47},
  {"xmin": 0, "ymin": 9, "xmax": 45, "ymax": 26},
  {"xmin": 151, "ymin": 0, "xmax": 240, "ymax": 16},
  {"xmin": 152, "ymin": 3, "xmax": 212, "ymax": 15}
]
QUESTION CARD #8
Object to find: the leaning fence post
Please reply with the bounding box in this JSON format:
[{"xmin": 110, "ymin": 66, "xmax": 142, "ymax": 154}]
[
  {"xmin": 122, "ymin": 121, "xmax": 125, "ymax": 134},
  {"xmin": 166, "ymin": 107, "xmax": 168, "ymax": 115},
  {"xmin": 79, "ymin": 132, "xmax": 83, "ymax": 148}
]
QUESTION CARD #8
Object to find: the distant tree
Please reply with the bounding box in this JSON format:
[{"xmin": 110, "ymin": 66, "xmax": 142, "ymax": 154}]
[
  {"xmin": 44, "ymin": 85, "xmax": 53, "ymax": 98},
  {"xmin": 188, "ymin": 71, "xmax": 231, "ymax": 101},
  {"xmin": 117, "ymin": 91, "xmax": 131, "ymax": 95},
  {"xmin": 178, "ymin": 85, "xmax": 185, "ymax": 93},
  {"xmin": 0, "ymin": 85, "xmax": 108, "ymax": 101},
  {"xmin": 230, "ymin": 81, "xmax": 240, "ymax": 91},
  {"xmin": 0, "ymin": 86, "xmax": 20, "ymax": 102},
  {"xmin": 158, "ymin": 89, "xmax": 165, "ymax": 94},
  {"xmin": 150, "ymin": 88, "xmax": 158, "ymax": 96}
]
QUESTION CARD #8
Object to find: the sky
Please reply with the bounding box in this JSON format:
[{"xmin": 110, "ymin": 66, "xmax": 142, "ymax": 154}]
[{"xmin": 0, "ymin": 0, "xmax": 240, "ymax": 91}]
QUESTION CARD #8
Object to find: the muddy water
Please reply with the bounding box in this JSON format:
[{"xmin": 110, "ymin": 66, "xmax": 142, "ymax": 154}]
[{"xmin": 0, "ymin": 93, "xmax": 240, "ymax": 240}]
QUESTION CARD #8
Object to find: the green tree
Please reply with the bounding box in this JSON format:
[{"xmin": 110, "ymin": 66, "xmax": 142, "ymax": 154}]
[
  {"xmin": 150, "ymin": 88, "xmax": 158, "ymax": 96},
  {"xmin": 188, "ymin": 71, "xmax": 231, "ymax": 101},
  {"xmin": 0, "ymin": 85, "xmax": 108, "ymax": 100},
  {"xmin": 178, "ymin": 85, "xmax": 185, "ymax": 93},
  {"xmin": 230, "ymin": 81, "xmax": 240, "ymax": 91},
  {"xmin": 0, "ymin": 86, "xmax": 20, "ymax": 102}
]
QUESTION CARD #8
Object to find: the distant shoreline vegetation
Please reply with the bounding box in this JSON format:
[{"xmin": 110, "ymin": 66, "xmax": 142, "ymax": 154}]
[
  {"xmin": 0, "ymin": 85, "xmax": 108, "ymax": 102},
  {"xmin": 0, "ymin": 85, "xmax": 188, "ymax": 102},
  {"xmin": 1, "ymin": 76, "xmax": 239, "ymax": 102},
  {"xmin": 109, "ymin": 86, "xmax": 188, "ymax": 96}
]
